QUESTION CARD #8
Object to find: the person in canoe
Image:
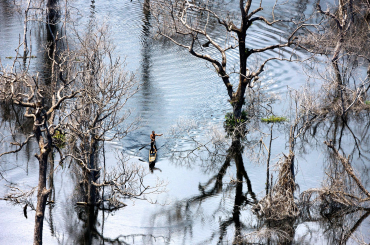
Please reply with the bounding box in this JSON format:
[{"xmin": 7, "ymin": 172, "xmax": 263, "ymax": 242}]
[{"xmin": 150, "ymin": 131, "xmax": 163, "ymax": 153}]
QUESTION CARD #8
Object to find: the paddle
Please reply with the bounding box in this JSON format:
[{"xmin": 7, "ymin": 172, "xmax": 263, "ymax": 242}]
[
  {"xmin": 138, "ymin": 140, "xmax": 159, "ymax": 151},
  {"xmin": 138, "ymin": 143, "xmax": 150, "ymax": 151},
  {"xmin": 156, "ymin": 143, "xmax": 166, "ymax": 151}
]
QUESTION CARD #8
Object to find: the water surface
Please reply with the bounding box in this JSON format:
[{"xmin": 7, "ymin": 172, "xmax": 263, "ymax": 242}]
[{"xmin": 0, "ymin": 0, "xmax": 369, "ymax": 244}]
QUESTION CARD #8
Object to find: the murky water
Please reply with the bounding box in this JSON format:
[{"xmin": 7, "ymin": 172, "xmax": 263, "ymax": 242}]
[{"xmin": 1, "ymin": 0, "xmax": 370, "ymax": 244}]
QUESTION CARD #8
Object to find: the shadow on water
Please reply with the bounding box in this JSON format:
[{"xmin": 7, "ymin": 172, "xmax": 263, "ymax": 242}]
[{"xmin": 149, "ymin": 137, "xmax": 258, "ymax": 244}]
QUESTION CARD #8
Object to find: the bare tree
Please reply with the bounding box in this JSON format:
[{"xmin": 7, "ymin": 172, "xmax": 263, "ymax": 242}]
[
  {"xmin": 299, "ymin": 0, "xmax": 370, "ymax": 118},
  {"xmin": 62, "ymin": 25, "xmax": 166, "ymax": 209},
  {"xmin": 0, "ymin": 41, "xmax": 79, "ymax": 244},
  {"xmin": 150, "ymin": 0, "xmax": 304, "ymax": 122},
  {"xmin": 312, "ymin": 0, "xmax": 370, "ymax": 85},
  {"xmin": 0, "ymin": 29, "xmax": 163, "ymax": 243}
]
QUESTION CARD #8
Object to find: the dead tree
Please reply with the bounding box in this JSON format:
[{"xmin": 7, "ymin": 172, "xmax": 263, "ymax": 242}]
[
  {"xmin": 313, "ymin": 0, "xmax": 370, "ymax": 86},
  {"xmin": 299, "ymin": 0, "xmax": 370, "ymax": 117},
  {"xmin": 63, "ymin": 26, "xmax": 165, "ymax": 209},
  {"xmin": 151, "ymin": 0, "xmax": 304, "ymax": 121},
  {"xmin": 0, "ymin": 55, "xmax": 79, "ymax": 245},
  {"xmin": 0, "ymin": 2, "xmax": 163, "ymax": 244}
]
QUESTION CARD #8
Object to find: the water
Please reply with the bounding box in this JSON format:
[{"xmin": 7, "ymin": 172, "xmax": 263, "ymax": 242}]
[{"xmin": 1, "ymin": 0, "xmax": 370, "ymax": 244}]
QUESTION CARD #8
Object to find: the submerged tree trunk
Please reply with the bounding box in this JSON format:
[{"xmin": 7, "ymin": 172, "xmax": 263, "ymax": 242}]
[
  {"xmin": 87, "ymin": 137, "xmax": 99, "ymax": 205},
  {"xmin": 33, "ymin": 153, "xmax": 51, "ymax": 245},
  {"xmin": 33, "ymin": 111, "xmax": 52, "ymax": 245}
]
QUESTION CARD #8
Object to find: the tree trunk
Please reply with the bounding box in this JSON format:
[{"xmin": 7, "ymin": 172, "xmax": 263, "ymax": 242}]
[
  {"xmin": 232, "ymin": 96, "xmax": 245, "ymax": 119},
  {"xmin": 33, "ymin": 152, "xmax": 51, "ymax": 245},
  {"xmin": 33, "ymin": 109, "xmax": 52, "ymax": 245},
  {"xmin": 87, "ymin": 137, "xmax": 99, "ymax": 205},
  {"xmin": 232, "ymin": 26, "xmax": 249, "ymax": 119}
]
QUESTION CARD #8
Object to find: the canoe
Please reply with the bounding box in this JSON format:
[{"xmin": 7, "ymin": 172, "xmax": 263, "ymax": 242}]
[{"xmin": 149, "ymin": 149, "xmax": 157, "ymax": 163}]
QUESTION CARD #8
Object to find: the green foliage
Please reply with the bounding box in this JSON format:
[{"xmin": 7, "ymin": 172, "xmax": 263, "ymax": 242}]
[
  {"xmin": 53, "ymin": 130, "xmax": 66, "ymax": 148},
  {"xmin": 365, "ymin": 101, "xmax": 370, "ymax": 105},
  {"xmin": 224, "ymin": 110, "xmax": 248, "ymax": 128},
  {"xmin": 5, "ymin": 56, "xmax": 36, "ymax": 59},
  {"xmin": 241, "ymin": 110, "xmax": 247, "ymax": 119},
  {"xmin": 261, "ymin": 115, "xmax": 287, "ymax": 123}
]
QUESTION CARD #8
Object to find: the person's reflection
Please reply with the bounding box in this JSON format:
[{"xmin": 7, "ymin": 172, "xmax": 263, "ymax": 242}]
[{"xmin": 149, "ymin": 161, "xmax": 162, "ymax": 173}]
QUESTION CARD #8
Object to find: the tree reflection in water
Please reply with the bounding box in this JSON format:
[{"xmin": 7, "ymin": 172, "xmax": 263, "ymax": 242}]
[
  {"xmin": 148, "ymin": 105, "xmax": 370, "ymax": 244},
  {"xmin": 297, "ymin": 111, "xmax": 370, "ymax": 244},
  {"xmin": 149, "ymin": 130, "xmax": 258, "ymax": 244},
  {"xmin": 59, "ymin": 152, "xmax": 168, "ymax": 245}
]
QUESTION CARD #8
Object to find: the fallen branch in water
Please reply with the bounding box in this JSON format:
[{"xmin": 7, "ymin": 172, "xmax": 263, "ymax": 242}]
[
  {"xmin": 300, "ymin": 140, "xmax": 370, "ymax": 216},
  {"xmin": 324, "ymin": 140, "xmax": 370, "ymax": 200}
]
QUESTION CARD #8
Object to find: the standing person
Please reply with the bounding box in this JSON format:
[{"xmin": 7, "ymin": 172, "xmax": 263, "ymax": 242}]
[{"xmin": 150, "ymin": 131, "xmax": 163, "ymax": 153}]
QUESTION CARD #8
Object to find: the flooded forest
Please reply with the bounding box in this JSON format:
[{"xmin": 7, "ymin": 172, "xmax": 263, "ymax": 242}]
[{"xmin": 0, "ymin": 0, "xmax": 370, "ymax": 244}]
